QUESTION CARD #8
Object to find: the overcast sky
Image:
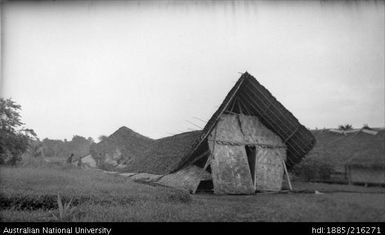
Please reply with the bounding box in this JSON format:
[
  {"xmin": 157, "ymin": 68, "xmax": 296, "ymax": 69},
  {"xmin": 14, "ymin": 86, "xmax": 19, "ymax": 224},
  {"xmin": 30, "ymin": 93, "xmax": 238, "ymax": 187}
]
[{"xmin": 1, "ymin": 0, "xmax": 384, "ymax": 141}]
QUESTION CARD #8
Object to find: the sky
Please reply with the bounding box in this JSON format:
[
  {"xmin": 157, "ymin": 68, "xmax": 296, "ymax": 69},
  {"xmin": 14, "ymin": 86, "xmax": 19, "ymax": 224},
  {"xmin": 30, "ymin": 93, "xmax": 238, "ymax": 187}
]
[{"xmin": 1, "ymin": 0, "xmax": 384, "ymax": 141}]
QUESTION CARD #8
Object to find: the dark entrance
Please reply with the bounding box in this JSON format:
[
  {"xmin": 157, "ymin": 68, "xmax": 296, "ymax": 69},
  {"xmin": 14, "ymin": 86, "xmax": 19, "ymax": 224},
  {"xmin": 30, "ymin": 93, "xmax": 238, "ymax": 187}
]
[{"xmin": 245, "ymin": 145, "xmax": 257, "ymax": 187}]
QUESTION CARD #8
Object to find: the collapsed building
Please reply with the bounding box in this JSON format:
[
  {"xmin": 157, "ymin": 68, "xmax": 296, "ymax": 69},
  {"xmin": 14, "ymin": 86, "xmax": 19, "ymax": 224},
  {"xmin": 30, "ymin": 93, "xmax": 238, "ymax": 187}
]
[{"xmin": 92, "ymin": 72, "xmax": 316, "ymax": 194}]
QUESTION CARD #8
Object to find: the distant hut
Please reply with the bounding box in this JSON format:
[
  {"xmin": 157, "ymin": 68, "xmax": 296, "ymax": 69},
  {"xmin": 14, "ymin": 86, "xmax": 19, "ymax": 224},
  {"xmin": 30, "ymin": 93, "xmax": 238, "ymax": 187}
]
[{"xmin": 72, "ymin": 154, "xmax": 97, "ymax": 169}]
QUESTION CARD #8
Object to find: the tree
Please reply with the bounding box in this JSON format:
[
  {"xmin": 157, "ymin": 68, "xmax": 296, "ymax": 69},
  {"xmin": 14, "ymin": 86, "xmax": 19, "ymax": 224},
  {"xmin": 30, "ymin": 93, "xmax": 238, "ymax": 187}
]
[
  {"xmin": 98, "ymin": 135, "xmax": 108, "ymax": 142},
  {"xmin": 87, "ymin": 137, "xmax": 94, "ymax": 143},
  {"xmin": 0, "ymin": 98, "xmax": 37, "ymax": 165}
]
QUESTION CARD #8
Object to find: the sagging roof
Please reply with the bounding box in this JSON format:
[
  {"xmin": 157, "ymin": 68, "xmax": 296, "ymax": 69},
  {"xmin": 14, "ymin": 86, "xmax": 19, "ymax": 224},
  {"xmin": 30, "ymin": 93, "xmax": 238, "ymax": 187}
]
[
  {"xmin": 173, "ymin": 72, "xmax": 316, "ymax": 171},
  {"xmin": 130, "ymin": 131, "xmax": 202, "ymax": 175},
  {"xmin": 92, "ymin": 127, "xmax": 202, "ymax": 174}
]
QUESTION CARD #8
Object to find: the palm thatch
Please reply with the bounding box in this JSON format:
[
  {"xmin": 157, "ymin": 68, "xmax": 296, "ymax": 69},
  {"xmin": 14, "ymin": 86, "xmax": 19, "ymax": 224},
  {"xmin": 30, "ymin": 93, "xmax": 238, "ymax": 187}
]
[
  {"xmin": 122, "ymin": 131, "xmax": 202, "ymax": 174},
  {"xmin": 92, "ymin": 127, "xmax": 201, "ymax": 174},
  {"xmin": 91, "ymin": 126, "xmax": 154, "ymax": 166},
  {"xmin": 174, "ymin": 72, "xmax": 316, "ymax": 171},
  {"xmin": 93, "ymin": 72, "xmax": 315, "ymax": 174}
]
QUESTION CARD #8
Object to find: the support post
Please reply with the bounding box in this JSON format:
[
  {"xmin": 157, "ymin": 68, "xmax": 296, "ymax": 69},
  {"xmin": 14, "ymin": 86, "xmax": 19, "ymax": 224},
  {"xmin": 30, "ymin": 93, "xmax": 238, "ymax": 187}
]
[
  {"xmin": 282, "ymin": 159, "xmax": 293, "ymax": 191},
  {"xmin": 203, "ymin": 155, "xmax": 212, "ymax": 171},
  {"xmin": 193, "ymin": 125, "xmax": 218, "ymax": 194},
  {"xmin": 253, "ymin": 147, "xmax": 258, "ymax": 189}
]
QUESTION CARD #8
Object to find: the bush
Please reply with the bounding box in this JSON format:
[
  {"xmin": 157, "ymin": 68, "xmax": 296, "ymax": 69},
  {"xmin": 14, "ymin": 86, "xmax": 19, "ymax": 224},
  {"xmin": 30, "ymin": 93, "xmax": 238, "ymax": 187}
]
[
  {"xmin": 338, "ymin": 124, "xmax": 353, "ymax": 131},
  {"xmin": 293, "ymin": 157, "xmax": 333, "ymax": 181}
]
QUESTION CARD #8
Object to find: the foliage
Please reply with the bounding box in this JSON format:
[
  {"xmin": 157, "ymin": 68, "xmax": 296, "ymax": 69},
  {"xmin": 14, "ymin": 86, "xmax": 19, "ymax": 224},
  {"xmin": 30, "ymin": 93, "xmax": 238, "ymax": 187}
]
[
  {"xmin": 87, "ymin": 137, "xmax": 94, "ymax": 143},
  {"xmin": 0, "ymin": 98, "xmax": 37, "ymax": 165},
  {"xmin": 338, "ymin": 124, "xmax": 353, "ymax": 131},
  {"xmin": 98, "ymin": 135, "xmax": 108, "ymax": 142},
  {"xmin": 41, "ymin": 135, "xmax": 93, "ymax": 159},
  {"xmin": 49, "ymin": 193, "xmax": 78, "ymax": 222},
  {"xmin": 0, "ymin": 98, "xmax": 23, "ymax": 133},
  {"xmin": 292, "ymin": 157, "xmax": 334, "ymax": 181}
]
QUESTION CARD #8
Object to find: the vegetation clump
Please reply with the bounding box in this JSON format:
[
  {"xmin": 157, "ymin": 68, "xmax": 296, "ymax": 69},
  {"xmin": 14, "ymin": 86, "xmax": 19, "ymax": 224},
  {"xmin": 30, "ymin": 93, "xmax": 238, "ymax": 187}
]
[
  {"xmin": 0, "ymin": 98, "xmax": 37, "ymax": 166},
  {"xmin": 338, "ymin": 124, "xmax": 353, "ymax": 131}
]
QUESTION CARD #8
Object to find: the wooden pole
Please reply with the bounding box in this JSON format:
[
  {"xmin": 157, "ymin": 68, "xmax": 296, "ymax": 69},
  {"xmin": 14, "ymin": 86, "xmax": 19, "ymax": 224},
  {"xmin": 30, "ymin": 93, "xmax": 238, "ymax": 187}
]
[
  {"xmin": 189, "ymin": 150, "xmax": 210, "ymax": 166},
  {"xmin": 186, "ymin": 120, "xmax": 203, "ymax": 129},
  {"xmin": 203, "ymin": 154, "xmax": 212, "ymax": 171},
  {"xmin": 253, "ymin": 147, "xmax": 258, "ymax": 189},
  {"xmin": 177, "ymin": 77, "xmax": 246, "ymax": 170},
  {"xmin": 282, "ymin": 159, "xmax": 293, "ymax": 191},
  {"xmin": 237, "ymin": 99, "xmax": 243, "ymax": 114},
  {"xmin": 193, "ymin": 125, "xmax": 218, "ymax": 194},
  {"xmin": 230, "ymin": 96, "xmax": 238, "ymax": 112}
]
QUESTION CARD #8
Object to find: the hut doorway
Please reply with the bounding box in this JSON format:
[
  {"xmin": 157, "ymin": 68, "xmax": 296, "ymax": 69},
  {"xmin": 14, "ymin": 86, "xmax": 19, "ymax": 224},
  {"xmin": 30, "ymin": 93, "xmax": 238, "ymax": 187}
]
[
  {"xmin": 210, "ymin": 144, "xmax": 255, "ymax": 194},
  {"xmin": 245, "ymin": 145, "xmax": 257, "ymax": 186}
]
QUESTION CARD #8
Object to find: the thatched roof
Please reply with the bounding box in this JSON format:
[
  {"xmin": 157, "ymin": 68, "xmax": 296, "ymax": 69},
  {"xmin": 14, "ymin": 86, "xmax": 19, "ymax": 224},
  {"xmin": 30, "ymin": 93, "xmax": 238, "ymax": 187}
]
[
  {"xmin": 92, "ymin": 127, "xmax": 201, "ymax": 174},
  {"xmin": 124, "ymin": 131, "xmax": 202, "ymax": 174},
  {"xmin": 310, "ymin": 129, "xmax": 385, "ymax": 170},
  {"xmin": 91, "ymin": 126, "xmax": 154, "ymax": 164},
  {"xmin": 173, "ymin": 72, "xmax": 316, "ymax": 171},
  {"xmin": 93, "ymin": 72, "xmax": 315, "ymax": 174}
]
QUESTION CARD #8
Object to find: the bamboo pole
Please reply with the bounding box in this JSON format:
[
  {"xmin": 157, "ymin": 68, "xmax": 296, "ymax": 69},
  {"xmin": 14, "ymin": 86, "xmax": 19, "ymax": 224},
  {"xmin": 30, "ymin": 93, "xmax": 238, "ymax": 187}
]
[
  {"xmin": 282, "ymin": 159, "xmax": 293, "ymax": 191},
  {"xmin": 241, "ymin": 84, "xmax": 310, "ymax": 153},
  {"xmin": 186, "ymin": 120, "xmax": 203, "ymax": 129},
  {"xmin": 176, "ymin": 78, "xmax": 246, "ymax": 170},
  {"xmin": 238, "ymin": 92, "xmax": 304, "ymax": 166},
  {"xmin": 193, "ymin": 125, "xmax": 218, "ymax": 194},
  {"xmin": 238, "ymin": 93, "xmax": 299, "ymax": 166},
  {"xmin": 188, "ymin": 149, "xmax": 210, "ymax": 166}
]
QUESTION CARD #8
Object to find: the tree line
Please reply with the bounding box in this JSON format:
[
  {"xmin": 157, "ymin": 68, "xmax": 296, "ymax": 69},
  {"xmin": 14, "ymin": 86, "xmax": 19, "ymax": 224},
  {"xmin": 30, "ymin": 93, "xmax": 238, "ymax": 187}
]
[{"xmin": 0, "ymin": 98, "xmax": 96, "ymax": 165}]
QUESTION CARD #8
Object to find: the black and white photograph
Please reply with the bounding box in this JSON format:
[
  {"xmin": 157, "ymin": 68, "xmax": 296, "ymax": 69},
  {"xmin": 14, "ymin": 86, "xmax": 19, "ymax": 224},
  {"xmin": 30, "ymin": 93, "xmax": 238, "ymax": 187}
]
[{"xmin": 0, "ymin": 0, "xmax": 384, "ymax": 227}]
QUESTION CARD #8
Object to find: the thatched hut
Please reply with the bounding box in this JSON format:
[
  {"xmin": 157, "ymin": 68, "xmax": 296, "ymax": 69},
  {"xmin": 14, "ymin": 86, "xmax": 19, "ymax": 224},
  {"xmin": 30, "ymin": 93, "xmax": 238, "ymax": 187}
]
[
  {"xmin": 72, "ymin": 154, "xmax": 97, "ymax": 169},
  {"xmin": 92, "ymin": 72, "xmax": 315, "ymax": 194},
  {"xmin": 156, "ymin": 72, "xmax": 315, "ymax": 194}
]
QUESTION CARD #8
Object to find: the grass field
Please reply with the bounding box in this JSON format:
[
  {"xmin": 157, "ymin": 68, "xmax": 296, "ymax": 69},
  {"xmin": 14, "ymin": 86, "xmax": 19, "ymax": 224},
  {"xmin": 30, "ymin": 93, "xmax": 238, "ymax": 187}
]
[{"xmin": 0, "ymin": 166, "xmax": 384, "ymax": 222}]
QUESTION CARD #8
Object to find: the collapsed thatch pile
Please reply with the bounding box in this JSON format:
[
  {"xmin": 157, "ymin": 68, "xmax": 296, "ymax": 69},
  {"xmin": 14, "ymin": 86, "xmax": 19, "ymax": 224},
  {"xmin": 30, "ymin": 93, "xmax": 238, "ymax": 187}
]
[
  {"xmin": 92, "ymin": 72, "xmax": 316, "ymax": 175},
  {"xmin": 308, "ymin": 128, "xmax": 385, "ymax": 172},
  {"xmin": 91, "ymin": 127, "xmax": 201, "ymax": 174},
  {"xmin": 125, "ymin": 131, "xmax": 202, "ymax": 175},
  {"xmin": 90, "ymin": 127, "xmax": 154, "ymax": 168}
]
